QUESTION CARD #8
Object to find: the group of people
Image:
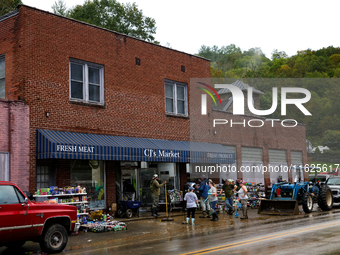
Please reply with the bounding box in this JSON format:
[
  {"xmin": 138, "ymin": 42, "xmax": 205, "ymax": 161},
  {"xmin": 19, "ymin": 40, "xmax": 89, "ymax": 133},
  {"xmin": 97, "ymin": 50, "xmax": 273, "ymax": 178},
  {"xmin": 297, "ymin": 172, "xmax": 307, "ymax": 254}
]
[
  {"xmin": 149, "ymin": 173, "xmax": 249, "ymax": 224},
  {"xmin": 183, "ymin": 175, "xmax": 249, "ymax": 224}
]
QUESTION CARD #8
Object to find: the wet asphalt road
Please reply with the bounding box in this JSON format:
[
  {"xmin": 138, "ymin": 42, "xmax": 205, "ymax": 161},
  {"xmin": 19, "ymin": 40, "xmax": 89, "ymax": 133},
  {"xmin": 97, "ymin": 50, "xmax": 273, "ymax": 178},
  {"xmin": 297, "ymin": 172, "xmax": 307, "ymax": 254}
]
[
  {"xmin": 63, "ymin": 211, "xmax": 340, "ymax": 255},
  {"xmin": 3, "ymin": 207, "xmax": 340, "ymax": 255}
]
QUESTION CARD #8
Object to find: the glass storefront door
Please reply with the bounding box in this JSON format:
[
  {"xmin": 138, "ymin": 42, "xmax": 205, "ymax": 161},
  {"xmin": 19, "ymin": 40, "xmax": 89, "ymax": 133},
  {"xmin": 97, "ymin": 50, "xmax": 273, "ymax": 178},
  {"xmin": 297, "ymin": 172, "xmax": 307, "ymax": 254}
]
[
  {"xmin": 139, "ymin": 168, "xmax": 158, "ymax": 205},
  {"xmin": 139, "ymin": 163, "xmax": 179, "ymax": 205},
  {"xmin": 118, "ymin": 162, "xmax": 180, "ymax": 206}
]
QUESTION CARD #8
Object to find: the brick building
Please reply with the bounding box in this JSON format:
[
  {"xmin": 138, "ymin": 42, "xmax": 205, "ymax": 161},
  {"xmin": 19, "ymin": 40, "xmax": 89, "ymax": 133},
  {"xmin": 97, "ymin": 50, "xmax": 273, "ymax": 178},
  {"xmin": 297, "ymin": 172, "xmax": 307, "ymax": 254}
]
[
  {"xmin": 0, "ymin": 99, "xmax": 29, "ymax": 190},
  {"xmin": 0, "ymin": 5, "xmax": 307, "ymax": 211},
  {"xmin": 0, "ymin": 5, "xmax": 235, "ymax": 210}
]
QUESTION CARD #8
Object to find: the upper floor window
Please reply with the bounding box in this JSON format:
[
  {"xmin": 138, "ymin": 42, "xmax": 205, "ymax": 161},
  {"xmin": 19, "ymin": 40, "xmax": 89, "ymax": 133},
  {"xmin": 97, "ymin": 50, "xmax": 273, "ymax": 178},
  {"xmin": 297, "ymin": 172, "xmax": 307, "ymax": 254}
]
[
  {"xmin": 69, "ymin": 59, "xmax": 104, "ymax": 104},
  {"xmin": 165, "ymin": 79, "xmax": 188, "ymax": 116},
  {"xmin": 0, "ymin": 55, "xmax": 5, "ymax": 99}
]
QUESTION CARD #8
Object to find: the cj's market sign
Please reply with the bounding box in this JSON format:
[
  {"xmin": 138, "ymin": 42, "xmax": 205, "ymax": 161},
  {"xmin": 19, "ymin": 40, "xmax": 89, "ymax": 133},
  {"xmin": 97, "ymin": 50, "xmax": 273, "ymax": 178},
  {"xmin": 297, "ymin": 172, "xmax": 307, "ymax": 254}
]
[
  {"xmin": 144, "ymin": 149, "xmax": 180, "ymax": 158},
  {"xmin": 56, "ymin": 146, "xmax": 181, "ymax": 158},
  {"xmin": 56, "ymin": 145, "xmax": 94, "ymax": 153}
]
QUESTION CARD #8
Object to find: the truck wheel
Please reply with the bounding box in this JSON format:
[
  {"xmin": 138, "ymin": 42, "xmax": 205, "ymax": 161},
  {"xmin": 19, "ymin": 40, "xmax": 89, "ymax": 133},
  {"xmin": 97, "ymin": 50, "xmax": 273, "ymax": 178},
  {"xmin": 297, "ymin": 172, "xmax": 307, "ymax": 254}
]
[
  {"xmin": 40, "ymin": 224, "xmax": 68, "ymax": 254},
  {"xmin": 302, "ymin": 192, "xmax": 313, "ymax": 213},
  {"xmin": 5, "ymin": 240, "xmax": 26, "ymax": 249},
  {"xmin": 318, "ymin": 185, "xmax": 333, "ymax": 211}
]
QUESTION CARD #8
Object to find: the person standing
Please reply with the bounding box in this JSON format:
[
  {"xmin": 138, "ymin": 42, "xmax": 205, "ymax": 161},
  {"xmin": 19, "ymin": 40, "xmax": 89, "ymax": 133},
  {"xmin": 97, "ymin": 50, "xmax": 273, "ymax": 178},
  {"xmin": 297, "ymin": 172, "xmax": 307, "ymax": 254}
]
[
  {"xmin": 238, "ymin": 181, "xmax": 248, "ymax": 219},
  {"xmin": 208, "ymin": 181, "xmax": 219, "ymax": 221},
  {"xmin": 197, "ymin": 175, "xmax": 211, "ymax": 218},
  {"xmin": 219, "ymin": 179, "xmax": 237, "ymax": 214},
  {"xmin": 150, "ymin": 174, "xmax": 166, "ymax": 217},
  {"xmin": 184, "ymin": 186, "xmax": 198, "ymax": 225}
]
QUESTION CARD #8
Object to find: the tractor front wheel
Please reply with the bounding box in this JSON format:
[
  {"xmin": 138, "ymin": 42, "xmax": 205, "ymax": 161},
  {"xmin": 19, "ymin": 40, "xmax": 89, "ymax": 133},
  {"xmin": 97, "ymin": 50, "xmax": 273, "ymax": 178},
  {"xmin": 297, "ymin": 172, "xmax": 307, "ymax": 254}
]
[
  {"xmin": 302, "ymin": 192, "xmax": 313, "ymax": 213},
  {"xmin": 318, "ymin": 185, "xmax": 333, "ymax": 211}
]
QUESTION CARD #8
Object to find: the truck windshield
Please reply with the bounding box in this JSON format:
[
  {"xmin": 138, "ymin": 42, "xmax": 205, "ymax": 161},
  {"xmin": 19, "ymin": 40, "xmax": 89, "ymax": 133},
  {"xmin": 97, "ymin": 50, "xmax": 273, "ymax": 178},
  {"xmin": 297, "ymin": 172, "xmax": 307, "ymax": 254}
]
[{"xmin": 326, "ymin": 178, "xmax": 340, "ymax": 185}]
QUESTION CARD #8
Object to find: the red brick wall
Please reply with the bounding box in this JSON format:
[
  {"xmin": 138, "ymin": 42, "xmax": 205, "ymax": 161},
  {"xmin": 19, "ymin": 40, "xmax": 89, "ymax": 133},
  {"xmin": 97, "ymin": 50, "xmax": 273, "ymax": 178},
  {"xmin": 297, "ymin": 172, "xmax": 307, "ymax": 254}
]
[
  {"xmin": 0, "ymin": 6, "xmax": 210, "ymax": 192},
  {"xmin": 54, "ymin": 159, "xmax": 71, "ymax": 188},
  {"xmin": 0, "ymin": 99, "xmax": 29, "ymax": 190},
  {"xmin": 106, "ymin": 161, "xmax": 119, "ymax": 207},
  {"xmin": 0, "ymin": 101, "xmax": 10, "ymax": 151},
  {"xmin": 0, "ymin": 12, "xmax": 20, "ymax": 99}
]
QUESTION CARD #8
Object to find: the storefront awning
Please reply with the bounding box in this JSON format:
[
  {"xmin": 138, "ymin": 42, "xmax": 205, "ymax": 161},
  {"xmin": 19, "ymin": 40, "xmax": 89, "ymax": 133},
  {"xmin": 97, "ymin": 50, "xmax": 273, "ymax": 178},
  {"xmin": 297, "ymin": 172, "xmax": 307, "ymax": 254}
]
[{"xmin": 36, "ymin": 129, "xmax": 235, "ymax": 164}]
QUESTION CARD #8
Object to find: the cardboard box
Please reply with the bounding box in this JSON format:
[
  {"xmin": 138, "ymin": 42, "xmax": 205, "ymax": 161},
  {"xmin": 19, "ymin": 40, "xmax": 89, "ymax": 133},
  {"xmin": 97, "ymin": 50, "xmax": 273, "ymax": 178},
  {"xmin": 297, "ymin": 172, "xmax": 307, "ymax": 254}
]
[{"xmin": 111, "ymin": 203, "xmax": 117, "ymax": 212}]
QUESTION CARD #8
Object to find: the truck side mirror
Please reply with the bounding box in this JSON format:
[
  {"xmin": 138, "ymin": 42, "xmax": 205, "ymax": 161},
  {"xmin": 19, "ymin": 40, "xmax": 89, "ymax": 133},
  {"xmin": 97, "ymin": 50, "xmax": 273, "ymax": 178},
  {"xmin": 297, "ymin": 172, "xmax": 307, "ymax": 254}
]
[
  {"xmin": 23, "ymin": 191, "xmax": 33, "ymax": 201},
  {"xmin": 24, "ymin": 197, "xmax": 28, "ymax": 203}
]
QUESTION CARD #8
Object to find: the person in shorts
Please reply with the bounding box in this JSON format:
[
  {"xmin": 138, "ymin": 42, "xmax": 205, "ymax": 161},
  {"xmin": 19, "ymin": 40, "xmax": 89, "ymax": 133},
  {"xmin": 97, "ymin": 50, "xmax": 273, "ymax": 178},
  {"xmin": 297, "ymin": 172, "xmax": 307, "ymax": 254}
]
[{"xmin": 184, "ymin": 186, "xmax": 198, "ymax": 225}]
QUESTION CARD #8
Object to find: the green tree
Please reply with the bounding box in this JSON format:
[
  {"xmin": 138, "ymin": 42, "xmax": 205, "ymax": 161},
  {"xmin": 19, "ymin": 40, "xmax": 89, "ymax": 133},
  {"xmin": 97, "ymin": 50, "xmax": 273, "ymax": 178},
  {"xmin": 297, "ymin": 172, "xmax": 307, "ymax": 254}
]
[
  {"xmin": 329, "ymin": 54, "xmax": 340, "ymax": 69},
  {"xmin": 0, "ymin": 0, "xmax": 22, "ymax": 16},
  {"xmin": 271, "ymin": 49, "xmax": 288, "ymax": 60},
  {"xmin": 210, "ymin": 66, "xmax": 223, "ymax": 78},
  {"xmin": 52, "ymin": 0, "xmax": 68, "ymax": 16},
  {"xmin": 293, "ymin": 57, "xmax": 309, "ymax": 77},
  {"xmin": 323, "ymin": 130, "xmax": 340, "ymax": 150},
  {"xmin": 314, "ymin": 147, "xmax": 321, "ymax": 154},
  {"xmin": 66, "ymin": 0, "xmax": 158, "ymax": 42},
  {"xmin": 309, "ymin": 56, "xmax": 327, "ymax": 73}
]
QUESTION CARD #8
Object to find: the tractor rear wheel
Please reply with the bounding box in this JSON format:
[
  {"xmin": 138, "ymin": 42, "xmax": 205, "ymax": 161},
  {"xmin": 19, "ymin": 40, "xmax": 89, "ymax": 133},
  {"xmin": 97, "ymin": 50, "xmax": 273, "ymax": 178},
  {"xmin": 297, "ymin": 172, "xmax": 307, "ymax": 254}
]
[
  {"xmin": 318, "ymin": 185, "xmax": 333, "ymax": 211},
  {"xmin": 302, "ymin": 192, "xmax": 313, "ymax": 213}
]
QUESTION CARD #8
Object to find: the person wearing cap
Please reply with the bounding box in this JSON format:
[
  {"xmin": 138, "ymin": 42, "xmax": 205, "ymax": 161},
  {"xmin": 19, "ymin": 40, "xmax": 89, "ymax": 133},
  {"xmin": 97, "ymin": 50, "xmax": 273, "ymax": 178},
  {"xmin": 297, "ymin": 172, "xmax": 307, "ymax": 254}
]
[
  {"xmin": 150, "ymin": 174, "xmax": 166, "ymax": 217},
  {"xmin": 183, "ymin": 186, "xmax": 198, "ymax": 225},
  {"xmin": 219, "ymin": 179, "xmax": 237, "ymax": 214},
  {"xmin": 237, "ymin": 181, "xmax": 248, "ymax": 219},
  {"xmin": 197, "ymin": 175, "xmax": 211, "ymax": 218}
]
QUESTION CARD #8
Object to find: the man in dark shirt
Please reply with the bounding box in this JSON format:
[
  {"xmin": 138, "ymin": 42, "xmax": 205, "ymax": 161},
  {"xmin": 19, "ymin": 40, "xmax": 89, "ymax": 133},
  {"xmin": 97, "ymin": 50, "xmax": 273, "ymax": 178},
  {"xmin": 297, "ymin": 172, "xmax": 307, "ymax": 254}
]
[
  {"xmin": 219, "ymin": 179, "xmax": 237, "ymax": 214},
  {"xmin": 197, "ymin": 175, "xmax": 211, "ymax": 218}
]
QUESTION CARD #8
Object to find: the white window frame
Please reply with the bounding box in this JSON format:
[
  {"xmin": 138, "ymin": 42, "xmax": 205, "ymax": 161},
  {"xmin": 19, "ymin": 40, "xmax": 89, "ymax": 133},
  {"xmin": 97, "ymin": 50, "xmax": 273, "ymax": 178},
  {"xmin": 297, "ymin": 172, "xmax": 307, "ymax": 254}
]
[
  {"xmin": 0, "ymin": 55, "xmax": 5, "ymax": 99},
  {"xmin": 0, "ymin": 152, "xmax": 9, "ymax": 181},
  {"xmin": 164, "ymin": 79, "xmax": 188, "ymax": 116},
  {"xmin": 69, "ymin": 58, "xmax": 104, "ymax": 105}
]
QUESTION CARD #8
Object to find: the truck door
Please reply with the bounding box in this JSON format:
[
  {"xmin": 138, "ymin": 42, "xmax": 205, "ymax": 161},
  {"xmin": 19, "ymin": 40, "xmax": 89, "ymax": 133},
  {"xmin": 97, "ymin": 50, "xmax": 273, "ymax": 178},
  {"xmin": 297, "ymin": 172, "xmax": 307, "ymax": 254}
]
[{"xmin": 0, "ymin": 185, "xmax": 30, "ymax": 242}]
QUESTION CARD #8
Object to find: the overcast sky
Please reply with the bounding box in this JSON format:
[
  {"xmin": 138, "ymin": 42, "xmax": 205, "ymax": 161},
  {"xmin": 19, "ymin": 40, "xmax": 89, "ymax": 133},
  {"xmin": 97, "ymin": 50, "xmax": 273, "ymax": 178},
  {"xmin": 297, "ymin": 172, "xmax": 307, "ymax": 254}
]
[{"xmin": 22, "ymin": 0, "xmax": 340, "ymax": 59}]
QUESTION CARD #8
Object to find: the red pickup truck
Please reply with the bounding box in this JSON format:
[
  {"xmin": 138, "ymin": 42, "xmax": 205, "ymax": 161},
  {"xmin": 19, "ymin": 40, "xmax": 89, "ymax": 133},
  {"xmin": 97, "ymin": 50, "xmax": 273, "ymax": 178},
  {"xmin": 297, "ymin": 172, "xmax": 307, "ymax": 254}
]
[
  {"xmin": 319, "ymin": 168, "xmax": 340, "ymax": 176},
  {"xmin": 0, "ymin": 181, "xmax": 79, "ymax": 253}
]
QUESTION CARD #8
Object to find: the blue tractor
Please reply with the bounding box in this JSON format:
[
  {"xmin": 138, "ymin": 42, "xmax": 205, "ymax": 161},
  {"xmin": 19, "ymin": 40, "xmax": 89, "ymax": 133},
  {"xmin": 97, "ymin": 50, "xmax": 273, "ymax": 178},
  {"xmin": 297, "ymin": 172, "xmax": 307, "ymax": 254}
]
[{"xmin": 258, "ymin": 167, "xmax": 333, "ymax": 215}]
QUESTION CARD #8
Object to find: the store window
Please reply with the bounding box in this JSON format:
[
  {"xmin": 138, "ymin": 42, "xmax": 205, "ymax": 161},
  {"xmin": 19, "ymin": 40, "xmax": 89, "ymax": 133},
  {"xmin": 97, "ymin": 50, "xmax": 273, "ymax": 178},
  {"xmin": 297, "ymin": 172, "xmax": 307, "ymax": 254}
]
[
  {"xmin": 69, "ymin": 58, "xmax": 104, "ymax": 104},
  {"xmin": 71, "ymin": 160, "xmax": 105, "ymax": 209},
  {"xmin": 36, "ymin": 166, "xmax": 56, "ymax": 190},
  {"xmin": 0, "ymin": 152, "xmax": 9, "ymax": 181},
  {"xmin": 37, "ymin": 166, "xmax": 50, "ymax": 189},
  {"xmin": 165, "ymin": 79, "xmax": 188, "ymax": 116},
  {"xmin": 0, "ymin": 55, "xmax": 5, "ymax": 98}
]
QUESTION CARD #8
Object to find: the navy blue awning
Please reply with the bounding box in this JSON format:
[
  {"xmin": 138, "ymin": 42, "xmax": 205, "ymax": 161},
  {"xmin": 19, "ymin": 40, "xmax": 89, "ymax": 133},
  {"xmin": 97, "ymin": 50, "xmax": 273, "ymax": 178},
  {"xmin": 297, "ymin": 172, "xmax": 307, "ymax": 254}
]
[{"xmin": 36, "ymin": 129, "xmax": 235, "ymax": 164}]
